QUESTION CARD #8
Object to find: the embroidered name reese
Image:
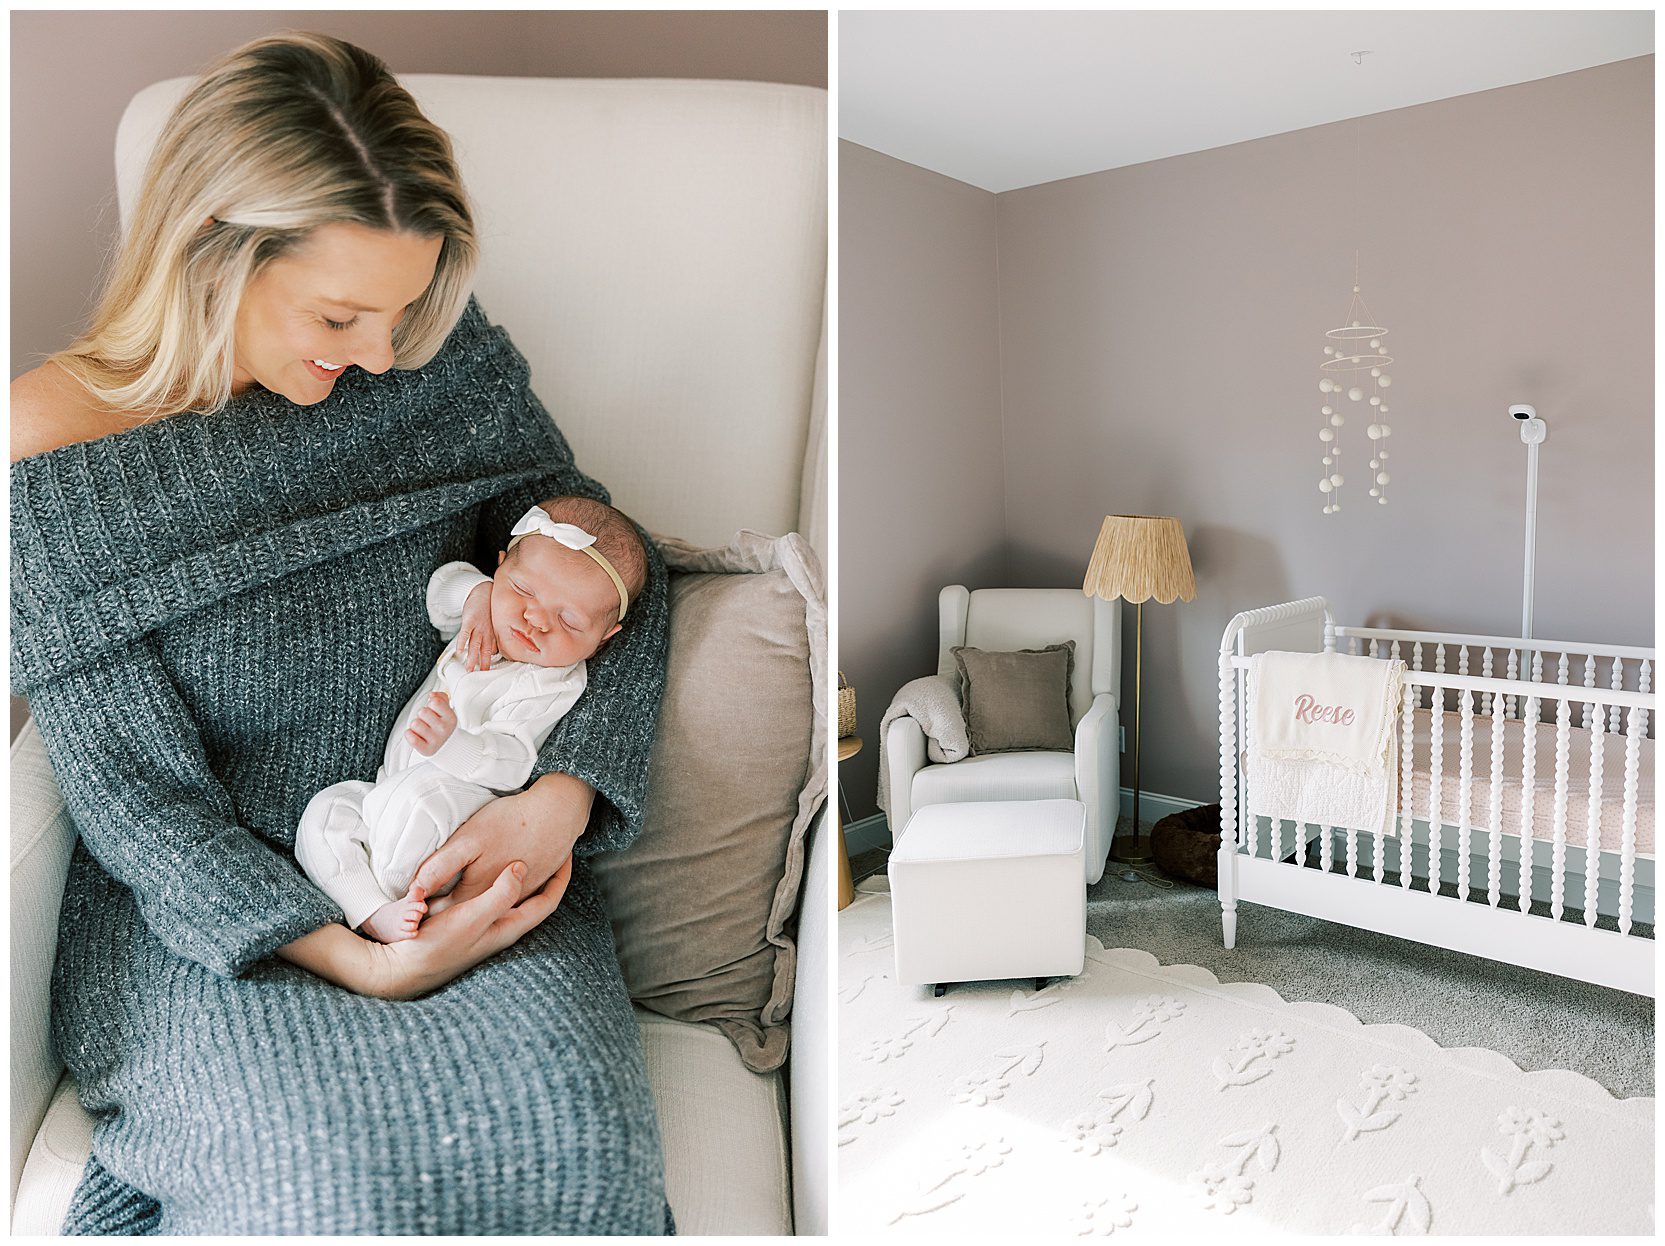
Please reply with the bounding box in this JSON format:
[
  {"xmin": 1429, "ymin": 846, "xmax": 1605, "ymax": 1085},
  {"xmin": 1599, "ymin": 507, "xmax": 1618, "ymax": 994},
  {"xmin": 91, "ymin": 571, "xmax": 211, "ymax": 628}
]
[{"xmin": 1292, "ymin": 693, "xmax": 1355, "ymax": 727}]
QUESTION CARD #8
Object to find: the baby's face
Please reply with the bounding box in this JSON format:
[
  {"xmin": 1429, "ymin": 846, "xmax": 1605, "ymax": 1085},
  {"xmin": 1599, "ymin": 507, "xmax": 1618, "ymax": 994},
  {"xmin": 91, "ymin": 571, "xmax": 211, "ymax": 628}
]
[{"xmin": 491, "ymin": 536, "xmax": 623, "ymax": 668}]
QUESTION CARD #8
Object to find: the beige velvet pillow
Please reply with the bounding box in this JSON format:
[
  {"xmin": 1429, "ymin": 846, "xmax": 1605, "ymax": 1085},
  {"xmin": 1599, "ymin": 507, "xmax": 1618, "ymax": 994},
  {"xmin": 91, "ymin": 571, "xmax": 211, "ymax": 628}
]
[
  {"xmin": 952, "ymin": 641, "xmax": 1076, "ymax": 754},
  {"xmin": 590, "ymin": 530, "xmax": 826, "ymax": 1073}
]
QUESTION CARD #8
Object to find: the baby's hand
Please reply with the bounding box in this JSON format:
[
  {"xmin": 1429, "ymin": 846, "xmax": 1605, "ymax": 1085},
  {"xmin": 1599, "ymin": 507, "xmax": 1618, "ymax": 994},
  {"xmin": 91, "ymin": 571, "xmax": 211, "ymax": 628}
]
[
  {"xmin": 457, "ymin": 581, "xmax": 498, "ymax": 673},
  {"xmin": 406, "ymin": 692, "xmax": 458, "ymax": 756}
]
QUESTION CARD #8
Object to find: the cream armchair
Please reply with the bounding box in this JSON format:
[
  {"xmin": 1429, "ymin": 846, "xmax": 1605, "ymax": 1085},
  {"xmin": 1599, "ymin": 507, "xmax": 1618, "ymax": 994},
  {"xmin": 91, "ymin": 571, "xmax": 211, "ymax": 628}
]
[
  {"xmin": 11, "ymin": 74, "xmax": 827, "ymax": 1236},
  {"xmin": 885, "ymin": 586, "xmax": 1122, "ymax": 883}
]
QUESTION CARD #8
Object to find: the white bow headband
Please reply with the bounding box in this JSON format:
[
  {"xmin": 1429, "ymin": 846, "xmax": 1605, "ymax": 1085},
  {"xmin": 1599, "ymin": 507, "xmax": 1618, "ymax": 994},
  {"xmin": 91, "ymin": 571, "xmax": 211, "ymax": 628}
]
[{"xmin": 507, "ymin": 506, "xmax": 630, "ymax": 623}]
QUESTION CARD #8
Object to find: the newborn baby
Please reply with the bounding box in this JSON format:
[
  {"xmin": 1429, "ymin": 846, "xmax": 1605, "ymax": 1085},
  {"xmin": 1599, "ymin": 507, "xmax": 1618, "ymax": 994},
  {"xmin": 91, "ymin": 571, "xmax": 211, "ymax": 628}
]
[{"xmin": 296, "ymin": 495, "xmax": 649, "ymax": 942}]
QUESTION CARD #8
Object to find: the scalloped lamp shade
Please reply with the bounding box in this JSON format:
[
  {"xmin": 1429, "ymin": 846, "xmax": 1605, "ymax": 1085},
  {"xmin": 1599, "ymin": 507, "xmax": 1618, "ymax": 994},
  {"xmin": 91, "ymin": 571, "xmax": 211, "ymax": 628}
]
[{"xmin": 1082, "ymin": 515, "xmax": 1196, "ymax": 605}]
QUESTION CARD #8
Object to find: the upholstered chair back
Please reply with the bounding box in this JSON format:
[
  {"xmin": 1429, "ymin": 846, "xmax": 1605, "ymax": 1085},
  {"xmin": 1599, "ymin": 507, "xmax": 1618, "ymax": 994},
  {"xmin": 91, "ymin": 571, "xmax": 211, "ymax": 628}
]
[{"xmin": 936, "ymin": 587, "xmax": 1121, "ymax": 727}]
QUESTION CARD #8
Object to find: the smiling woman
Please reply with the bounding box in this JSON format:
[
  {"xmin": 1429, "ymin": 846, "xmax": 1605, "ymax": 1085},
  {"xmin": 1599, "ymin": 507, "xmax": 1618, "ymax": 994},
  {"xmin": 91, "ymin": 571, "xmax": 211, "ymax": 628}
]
[{"xmin": 230, "ymin": 223, "xmax": 442, "ymax": 401}]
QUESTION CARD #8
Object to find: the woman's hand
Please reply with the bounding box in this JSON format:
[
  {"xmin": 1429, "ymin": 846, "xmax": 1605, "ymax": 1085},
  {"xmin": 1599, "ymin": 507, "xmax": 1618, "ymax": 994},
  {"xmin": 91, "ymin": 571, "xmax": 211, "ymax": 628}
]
[
  {"xmin": 367, "ymin": 860, "xmax": 572, "ymax": 999},
  {"xmin": 457, "ymin": 581, "xmax": 498, "ymax": 672},
  {"xmin": 412, "ymin": 771, "xmax": 595, "ymax": 914},
  {"xmin": 277, "ymin": 860, "xmax": 571, "ymax": 1000}
]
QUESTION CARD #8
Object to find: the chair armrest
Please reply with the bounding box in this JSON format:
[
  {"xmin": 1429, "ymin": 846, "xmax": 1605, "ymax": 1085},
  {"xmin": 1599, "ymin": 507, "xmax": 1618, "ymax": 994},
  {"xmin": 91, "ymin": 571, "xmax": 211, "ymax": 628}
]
[
  {"xmin": 10, "ymin": 719, "xmax": 76, "ymax": 1205},
  {"xmin": 787, "ymin": 807, "xmax": 828, "ymax": 1235},
  {"xmin": 884, "ymin": 715, "xmax": 927, "ymax": 839},
  {"xmin": 1073, "ymin": 693, "xmax": 1120, "ymax": 884}
]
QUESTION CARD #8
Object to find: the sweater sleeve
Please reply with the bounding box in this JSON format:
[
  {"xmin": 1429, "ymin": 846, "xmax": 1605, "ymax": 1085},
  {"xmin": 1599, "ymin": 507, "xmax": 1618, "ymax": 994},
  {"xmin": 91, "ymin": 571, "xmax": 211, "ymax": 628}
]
[
  {"xmin": 474, "ymin": 397, "xmax": 670, "ymax": 857},
  {"xmin": 25, "ymin": 638, "xmax": 344, "ymax": 977}
]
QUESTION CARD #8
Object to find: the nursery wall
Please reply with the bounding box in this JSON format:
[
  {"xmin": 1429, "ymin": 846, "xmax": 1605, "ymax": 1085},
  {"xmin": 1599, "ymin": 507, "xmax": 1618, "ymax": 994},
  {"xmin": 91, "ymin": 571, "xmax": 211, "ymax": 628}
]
[
  {"xmin": 996, "ymin": 56, "xmax": 1654, "ymax": 802},
  {"xmin": 840, "ymin": 56, "xmax": 1653, "ymax": 821},
  {"xmin": 839, "ymin": 140, "xmax": 1008, "ymax": 817}
]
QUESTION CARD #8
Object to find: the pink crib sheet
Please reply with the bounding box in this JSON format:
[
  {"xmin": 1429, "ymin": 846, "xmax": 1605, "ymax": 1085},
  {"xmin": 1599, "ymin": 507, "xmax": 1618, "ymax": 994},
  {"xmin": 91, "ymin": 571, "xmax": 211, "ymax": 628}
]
[{"xmin": 1406, "ymin": 707, "xmax": 1654, "ymax": 858}]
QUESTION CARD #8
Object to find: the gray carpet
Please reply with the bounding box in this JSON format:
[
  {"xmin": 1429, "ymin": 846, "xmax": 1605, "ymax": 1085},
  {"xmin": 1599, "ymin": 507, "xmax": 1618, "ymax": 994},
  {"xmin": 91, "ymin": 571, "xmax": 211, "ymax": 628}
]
[
  {"xmin": 858, "ymin": 825, "xmax": 1654, "ymax": 1098},
  {"xmin": 1089, "ymin": 824, "xmax": 1654, "ymax": 1100}
]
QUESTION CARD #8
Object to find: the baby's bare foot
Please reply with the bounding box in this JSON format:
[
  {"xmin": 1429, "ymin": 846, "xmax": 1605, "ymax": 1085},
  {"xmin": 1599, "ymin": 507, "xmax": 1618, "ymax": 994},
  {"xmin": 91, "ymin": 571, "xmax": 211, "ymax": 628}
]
[{"xmin": 359, "ymin": 888, "xmax": 429, "ymax": 944}]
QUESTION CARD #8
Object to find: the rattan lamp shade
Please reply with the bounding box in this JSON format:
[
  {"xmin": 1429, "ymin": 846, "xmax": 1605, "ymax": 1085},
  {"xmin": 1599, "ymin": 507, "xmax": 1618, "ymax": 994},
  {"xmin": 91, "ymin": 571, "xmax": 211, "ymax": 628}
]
[{"xmin": 1082, "ymin": 515, "xmax": 1196, "ymax": 604}]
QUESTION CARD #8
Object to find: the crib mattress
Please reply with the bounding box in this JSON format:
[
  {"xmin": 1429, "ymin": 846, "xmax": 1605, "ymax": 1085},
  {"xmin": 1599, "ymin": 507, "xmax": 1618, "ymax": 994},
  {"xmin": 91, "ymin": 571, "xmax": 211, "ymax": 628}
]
[{"xmin": 1405, "ymin": 707, "xmax": 1654, "ymax": 858}]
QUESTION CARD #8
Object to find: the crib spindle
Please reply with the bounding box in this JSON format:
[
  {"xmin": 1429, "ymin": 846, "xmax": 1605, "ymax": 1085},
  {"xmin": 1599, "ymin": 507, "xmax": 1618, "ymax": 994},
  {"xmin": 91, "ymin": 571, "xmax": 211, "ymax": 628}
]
[
  {"xmin": 1506, "ymin": 649, "xmax": 1520, "ymax": 718},
  {"xmin": 1481, "ymin": 647, "xmax": 1494, "ymax": 716},
  {"xmin": 1518, "ymin": 695, "xmax": 1539, "ymax": 915},
  {"xmin": 1583, "ymin": 712, "xmax": 1604, "ymax": 927},
  {"xmin": 1346, "ymin": 820, "xmax": 1358, "ymax": 879},
  {"xmin": 1619, "ymin": 707, "xmax": 1641, "ymax": 936},
  {"xmin": 1456, "ymin": 691, "xmax": 1475, "ymax": 902},
  {"xmin": 1488, "ymin": 689, "xmax": 1505, "ymax": 907},
  {"xmin": 1428, "ymin": 697, "xmax": 1445, "ymax": 896},
  {"xmin": 1608, "ymin": 659, "xmax": 1625, "ymax": 734},
  {"xmin": 1351, "ymin": 637, "xmax": 1362, "ymax": 657},
  {"xmin": 1400, "ymin": 686, "xmax": 1415, "ymax": 888},
  {"xmin": 1320, "ymin": 816, "xmax": 1334, "ymax": 873},
  {"xmin": 1582, "ymin": 655, "xmax": 1597, "ymax": 729},
  {"xmin": 1458, "ymin": 646, "xmax": 1470, "ymax": 678},
  {"xmin": 1412, "ymin": 641, "xmax": 1424, "ymax": 673},
  {"xmin": 1369, "ymin": 638, "xmax": 1380, "ymax": 659},
  {"xmin": 1640, "ymin": 661, "xmax": 1652, "ymax": 737},
  {"xmin": 1550, "ymin": 699, "xmax": 1571, "ymax": 922}
]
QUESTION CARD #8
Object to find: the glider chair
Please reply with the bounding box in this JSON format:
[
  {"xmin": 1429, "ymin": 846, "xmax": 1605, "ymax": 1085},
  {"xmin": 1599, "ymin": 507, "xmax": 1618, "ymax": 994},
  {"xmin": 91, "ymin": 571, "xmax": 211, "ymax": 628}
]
[{"xmin": 885, "ymin": 586, "xmax": 1122, "ymax": 884}]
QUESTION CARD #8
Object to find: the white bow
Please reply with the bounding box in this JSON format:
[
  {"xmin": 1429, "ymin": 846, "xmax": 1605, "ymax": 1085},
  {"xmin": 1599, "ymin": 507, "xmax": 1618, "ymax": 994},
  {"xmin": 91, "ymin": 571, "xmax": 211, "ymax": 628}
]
[{"xmin": 509, "ymin": 509, "xmax": 598, "ymax": 550}]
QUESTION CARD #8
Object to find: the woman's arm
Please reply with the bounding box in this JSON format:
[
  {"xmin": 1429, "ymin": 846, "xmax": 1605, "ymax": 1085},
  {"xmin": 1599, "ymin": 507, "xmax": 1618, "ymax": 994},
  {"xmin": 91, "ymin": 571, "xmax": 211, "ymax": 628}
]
[
  {"xmin": 26, "ymin": 638, "xmax": 343, "ymax": 977},
  {"xmin": 471, "ymin": 387, "xmax": 672, "ymax": 857}
]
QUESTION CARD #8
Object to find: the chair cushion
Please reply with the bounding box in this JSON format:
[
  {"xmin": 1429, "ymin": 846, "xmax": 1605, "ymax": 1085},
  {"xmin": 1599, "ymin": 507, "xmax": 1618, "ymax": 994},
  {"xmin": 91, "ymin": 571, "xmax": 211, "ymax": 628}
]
[
  {"xmin": 591, "ymin": 531, "xmax": 825, "ymax": 1074},
  {"xmin": 12, "ymin": 1009, "xmax": 790, "ymax": 1236},
  {"xmin": 952, "ymin": 642, "xmax": 1075, "ymax": 754},
  {"xmin": 912, "ymin": 750, "xmax": 1078, "ymax": 807},
  {"xmin": 894, "ymin": 799, "xmax": 1086, "ymax": 862}
]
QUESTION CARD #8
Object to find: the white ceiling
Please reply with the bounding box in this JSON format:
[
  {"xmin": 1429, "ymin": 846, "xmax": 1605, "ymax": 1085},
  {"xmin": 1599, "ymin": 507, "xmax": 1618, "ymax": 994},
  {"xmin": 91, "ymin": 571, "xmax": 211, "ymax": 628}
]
[{"xmin": 839, "ymin": 10, "xmax": 1654, "ymax": 193}]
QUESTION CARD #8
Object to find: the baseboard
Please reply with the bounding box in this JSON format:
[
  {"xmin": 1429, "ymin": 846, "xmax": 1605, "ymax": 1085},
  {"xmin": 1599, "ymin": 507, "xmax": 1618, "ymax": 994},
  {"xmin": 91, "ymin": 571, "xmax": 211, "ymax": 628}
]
[{"xmin": 1118, "ymin": 789, "xmax": 1206, "ymax": 824}]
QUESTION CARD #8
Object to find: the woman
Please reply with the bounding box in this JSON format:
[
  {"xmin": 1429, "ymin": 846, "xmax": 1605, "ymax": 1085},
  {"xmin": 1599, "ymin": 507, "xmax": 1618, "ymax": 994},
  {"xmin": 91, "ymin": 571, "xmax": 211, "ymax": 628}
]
[{"xmin": 11, "ymin": 33, "xmax": 673, "ymax": 1234}]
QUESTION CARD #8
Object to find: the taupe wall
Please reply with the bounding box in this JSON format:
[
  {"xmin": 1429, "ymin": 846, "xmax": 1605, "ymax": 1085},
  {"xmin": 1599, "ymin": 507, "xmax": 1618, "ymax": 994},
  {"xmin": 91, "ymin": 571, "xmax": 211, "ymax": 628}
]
[
  {"xmin": 841, "ymin": 57, "xmax": 1653, "ymax": 819},
  {"xmin": 10, "ymin": 9, "xmax": 826, "ymax": 373},
  {"xmin": 838, "ymin": 141, "xmax": 1007, "ymax": 816}
]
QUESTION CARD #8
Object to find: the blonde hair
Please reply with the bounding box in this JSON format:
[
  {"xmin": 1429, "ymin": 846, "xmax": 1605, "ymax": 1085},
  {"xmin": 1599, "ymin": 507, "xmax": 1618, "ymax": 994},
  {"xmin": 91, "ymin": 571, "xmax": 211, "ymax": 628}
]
[{"xmin": 51, "ymin": 31, "xmax": 477, "ymax": 420}]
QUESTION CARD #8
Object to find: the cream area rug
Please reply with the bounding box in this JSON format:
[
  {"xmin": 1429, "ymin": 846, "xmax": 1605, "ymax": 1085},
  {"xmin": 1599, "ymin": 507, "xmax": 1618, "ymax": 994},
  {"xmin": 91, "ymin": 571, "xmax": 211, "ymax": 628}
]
[{"xmin": 838, "ymin": 881, "xmax": 1653, "ymax": 1237}]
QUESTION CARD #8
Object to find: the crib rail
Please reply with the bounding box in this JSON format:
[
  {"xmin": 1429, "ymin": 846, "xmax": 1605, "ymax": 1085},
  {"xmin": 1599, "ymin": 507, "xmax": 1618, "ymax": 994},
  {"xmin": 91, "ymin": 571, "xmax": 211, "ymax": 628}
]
[{"xmin": 1218, "ymin": 600, "xmax": 1655, "ymax": 997}]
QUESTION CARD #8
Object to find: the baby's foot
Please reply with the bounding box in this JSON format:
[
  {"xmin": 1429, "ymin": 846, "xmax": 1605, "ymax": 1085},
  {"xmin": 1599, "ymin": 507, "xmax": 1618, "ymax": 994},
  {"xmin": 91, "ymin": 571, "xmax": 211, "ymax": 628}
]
[{"xmin": 359, "ymin": 885, "xmax": 429, "ymax": 944}]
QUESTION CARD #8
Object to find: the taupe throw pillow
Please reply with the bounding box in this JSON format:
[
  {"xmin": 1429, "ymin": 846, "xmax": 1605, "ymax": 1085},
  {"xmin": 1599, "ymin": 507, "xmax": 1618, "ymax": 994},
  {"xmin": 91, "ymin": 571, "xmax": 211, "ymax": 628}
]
[
  {"xmin": 952, "ymin": 641, "xmax": 1076, "ymax": 754},
  {"xmin": 590, "ymin": 530, "xmax": 826, "ymax": 1073}
]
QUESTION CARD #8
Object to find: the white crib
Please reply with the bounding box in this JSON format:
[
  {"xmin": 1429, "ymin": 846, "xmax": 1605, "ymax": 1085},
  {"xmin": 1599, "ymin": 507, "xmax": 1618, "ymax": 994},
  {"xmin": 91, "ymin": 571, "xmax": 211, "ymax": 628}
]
[{"xmin": 1217, "ymin": 597, "xmax": 1654, "ymax": 997}]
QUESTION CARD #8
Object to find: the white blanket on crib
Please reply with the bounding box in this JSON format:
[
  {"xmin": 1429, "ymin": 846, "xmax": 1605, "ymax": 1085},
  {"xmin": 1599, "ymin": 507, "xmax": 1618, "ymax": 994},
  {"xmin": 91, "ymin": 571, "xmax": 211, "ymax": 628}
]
[{"xmin": 1248, "ymin": 650, "xmax": 1405, "ymax": 837}]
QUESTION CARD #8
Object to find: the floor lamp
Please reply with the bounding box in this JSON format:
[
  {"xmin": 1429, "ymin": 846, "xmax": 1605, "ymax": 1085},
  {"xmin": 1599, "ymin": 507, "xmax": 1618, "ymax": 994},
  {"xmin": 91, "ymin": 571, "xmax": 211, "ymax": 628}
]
[{"xmin": 1083, "ymin": 515, "xmax": 1197, "ymax": 865}]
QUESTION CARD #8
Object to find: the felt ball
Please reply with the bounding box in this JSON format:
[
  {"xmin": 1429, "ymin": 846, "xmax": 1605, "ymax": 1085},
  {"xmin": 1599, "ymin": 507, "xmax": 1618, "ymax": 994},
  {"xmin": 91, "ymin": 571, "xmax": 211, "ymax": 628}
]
[
  {"xmin": 1319, "ymin": 479, "xmax": 1333, "ymax": 494},
  {"xmin": 1351, "ymin": 319, "xmax": 1361, "ymax": 326},
  {"xmin": 1348, "ymin": 386, "xmax": 1364, "ymax": 401},
  {"xmin": 1330, "ymin": 473, "xmax": 1344, "ymax": 487},
  {"xmin": 1323, "ymin": 455, "xmax": 1333, "ymax": 465},
  {"xmin": 1320, "ymin": 379, "xmax": 1334, "ymax": 393},
  {"xmin": 1324, "ymin": 345, "xmax": 1334, "ymax": 355},
  {"xmin": 1379, "ymin": 424, "xmax": 1392, "ymax": 437},
  {"xmin": 1331, "ymin": 413, "xmax": 1345, "ymax": 427},
  {"xmin": 1379, "ymin": 404, "xmax": 1390, "ymax": 413},
  {"xmin": 1370, "ymin": 396, "xmax": 1381, "ymax": 407},
  {"xmin": 1370, "ymin": 367, "xmax": 1382, "ymax": 378},
  {"xmin": 1377, "ymin": 471, "xmax": 1390, "ymax": 485},
  {"xmin": 1369, "ymin": 459, "xmax": 1380, "ymax": 469},
  {"xmin": 1369, "ymin": 487, "xmax": 1380, "ymax": 497},
  {"xmin": 1321, "ymin": 405, "xmax": 1333, "ymax": 416},
  {"xmin": 1319, "ymin": 428, "xmax": 1335, "ymax": 442},
  {"xmin": 1366, "ymin": 424, "xmax": 1382, "ymax": 439},
  {"xmin": 1370, "ymin": 339, "xmax": 1380, "ymax": 349},
  {"xmin": 1378, "ymin": 496, "xmax": 1388, "ymax": 505},
  {"xmin": 1377, "ymin": 375, "xmax": 1392, "ymax": 388}
]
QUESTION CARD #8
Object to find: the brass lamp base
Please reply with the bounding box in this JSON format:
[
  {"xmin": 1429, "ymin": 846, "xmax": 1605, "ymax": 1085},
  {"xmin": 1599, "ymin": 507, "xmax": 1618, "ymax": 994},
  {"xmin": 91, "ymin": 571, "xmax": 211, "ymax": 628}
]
[{"xmin": 1109, "ymin": 833, "xmax": 1155, "ymax": 866}]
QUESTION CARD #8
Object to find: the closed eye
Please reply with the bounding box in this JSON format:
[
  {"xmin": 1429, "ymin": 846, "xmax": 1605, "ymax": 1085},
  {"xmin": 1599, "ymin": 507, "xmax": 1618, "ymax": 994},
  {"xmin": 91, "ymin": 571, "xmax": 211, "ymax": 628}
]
[{"xmin": 323, "ymin": 315, "xmax": 358, "ymax": 331}]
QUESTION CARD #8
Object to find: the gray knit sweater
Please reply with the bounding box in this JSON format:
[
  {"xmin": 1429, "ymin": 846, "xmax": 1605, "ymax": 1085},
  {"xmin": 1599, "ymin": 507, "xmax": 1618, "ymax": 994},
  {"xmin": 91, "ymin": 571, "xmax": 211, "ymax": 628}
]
[{"xmin": 12, "ymin": 298, "xmax": 674, "ymax": 1234}]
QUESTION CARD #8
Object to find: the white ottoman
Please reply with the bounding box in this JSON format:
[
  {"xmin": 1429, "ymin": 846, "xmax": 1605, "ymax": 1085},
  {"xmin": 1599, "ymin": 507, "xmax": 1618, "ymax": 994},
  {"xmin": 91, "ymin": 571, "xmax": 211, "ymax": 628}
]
[{"xmin": 890, "ymin": 799, "xmax": 1087, "ymax": 991}]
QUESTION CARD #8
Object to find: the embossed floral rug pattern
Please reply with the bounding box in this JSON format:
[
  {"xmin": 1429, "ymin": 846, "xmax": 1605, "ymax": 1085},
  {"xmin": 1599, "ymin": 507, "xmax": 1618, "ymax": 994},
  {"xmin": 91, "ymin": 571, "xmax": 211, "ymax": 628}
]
[{"xmin": 838, "ymin": 881, "xmax": 1653, "ymax": 1236}]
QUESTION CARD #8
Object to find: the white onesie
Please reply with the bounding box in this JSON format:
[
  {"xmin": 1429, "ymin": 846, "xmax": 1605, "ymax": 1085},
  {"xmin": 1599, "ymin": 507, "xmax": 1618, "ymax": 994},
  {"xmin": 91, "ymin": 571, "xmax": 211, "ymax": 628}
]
[{"xmin": 296, "ymin": 561, "xmax": 588, "ymax": 928}]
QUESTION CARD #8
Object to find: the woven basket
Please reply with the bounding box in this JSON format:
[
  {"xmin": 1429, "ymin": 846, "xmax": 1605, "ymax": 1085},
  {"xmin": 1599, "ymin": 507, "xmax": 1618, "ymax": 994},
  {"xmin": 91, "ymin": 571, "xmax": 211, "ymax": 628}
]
[{"xmin": 837, "ymin": 672, "xmax": 857, "ymax": 738}]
